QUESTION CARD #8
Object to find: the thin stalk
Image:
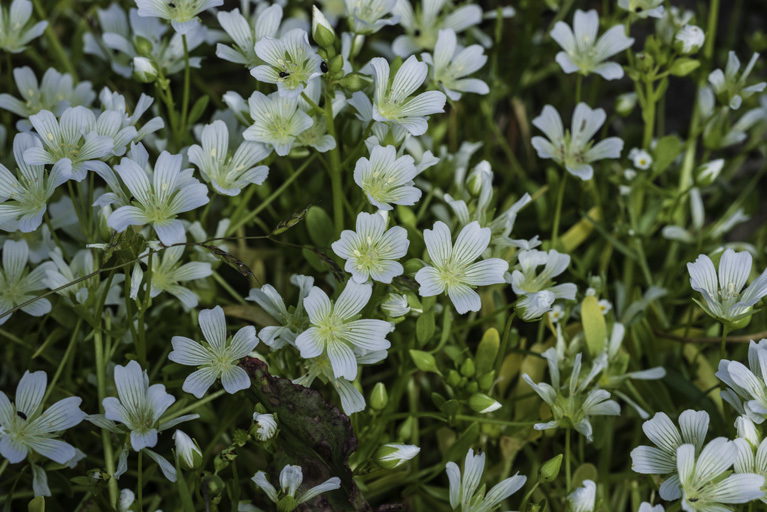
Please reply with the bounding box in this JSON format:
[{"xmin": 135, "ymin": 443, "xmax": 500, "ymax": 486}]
[
  {"xmin": 551, "ymin": 172, "xmax": 568, "ymax": 247},
  {"xmin": 137, "ymin": 450, "xmax": 143, "ymax": 511},
  {"xmin": 136, "ymin": 253, "xmax": 153, "ymax": 367},
  {"xmin": 163, "ymin": 389, "xmax": 226, "ymax": 422},
  {"xmin": 323, "ymin": 89, "xmax": 344, "ymax": 235},
  {"xmin": 518, "ymin": 480, "xmax": 540, "ymax": 512},
  {"xmin": 96, "ymin": 314, "xmax": 119, "ymax": 506},
  {"xmin": 41, "ymin": 318, "xmax": 81, "ymax": 405},
  {"xmin": 31, "ymin": 0, "xmax": 78, "ymax": 79},
  {"xmin": 642, "ymin": 79, "xmax": 655, "ymax": 149},
  {"xmin": 180, "ymin": 35, "xmax": 191, "ymax": 139},
  {"xmin": 565, "ymin": 428, "xmax": 572, "ymax": 492},
  {"xmin": 575, "ymin": 75, "xmax": 583, "ymax": 104},
  {"xmin": 720, "ymin": 323, "xmax": 730, "ymax": 361}
]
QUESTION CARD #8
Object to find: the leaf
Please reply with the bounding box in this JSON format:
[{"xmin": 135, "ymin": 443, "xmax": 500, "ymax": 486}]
[
  {"xmin": 306, "ymin": 206, "xmax": 335, "ymax": 247},
  {"xmin": 581, "ymin": 296, "xmax": 606, "ymax": 357},
  {"xmin": 27, "ymin": 497, "xmax": 44, "ymax": 512},
  {"xmin": 475, "ymin": 328, "xmax": 500, "ymax": 375},
  {"xmin": 443, "ymin": 422, "xmax": 479, "ymax": 462},
  {"xmin": 416, "ymin": 311, "xmax": 436, "ymax": 346},
  {"xmin": 651, "ymin": 135, "xmax": 682, "ymax": 176},
  {"xmin": 187, "ymin": 95, "xmax": 210, "ymax": 126},
  {"xmin": 240, "ymin": 357, "xmax": 370, "ymax": 511},
  {"xmin": 560, "ymin": 206, "xmax": 600, "ymax": 253}
]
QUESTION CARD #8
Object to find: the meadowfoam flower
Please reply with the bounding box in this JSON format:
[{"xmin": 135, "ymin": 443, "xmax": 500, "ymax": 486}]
[
  {"xmin": 630, "ymin": 410, "xmax": 709, "ymax": 499},
  {"xmin": 129, "ymin": 246, "xmax": 212, "ymax": 310},
  {"xmin": 353, "ymin": 145, "xmax": 422, "ymax": 210},
  {"xmin": 169, "ymin": 305, "xmax": 258, "ymax": 398},
  {"xmin": 252, "ymin": 465, "xmax": 341, "ymax": 509},
  {"xmin": 392, "ymin": 0, "xmax": 482, "ymax": 57},
  {"xmin": 332, "ymin": 212, "xmax": 409, "ymax": 283},
  {"xmin": 102, "ymin": 361, "xmax": 179, "ymax": 451},
  {"xmin": 568, "ymin": 480, "xmax": 596, "ymax": 512},
  {"xmin": 251, "ymin": 29, "xmax": 323, "ymax": 98},
  {"xmin": 523, "ymin": 351, "xmax": 620, "ymax": 441},
  {"xmin": 0, "ymin": 133, "xmax": 67, "ymax": 233},
  {"xmin": 346, "ymin": 0, "xmax": 398, "ymax": 35},
  {"xmin": 676, "ymin": 438, "xmax": 764, "ymax": 511},
  {"xmin": 709, "ymin": 52, "xmax": 767, "ymax": 110},
  {"xmin": 0, "ymin": 0, "xmax": 47, "ymax": 53},
  {"xmin": 422, "ymin": 29, "xmax": 488, "ymax": 101},
  {"xmin": 24, "ymin": 107, "xmax": 114, "ymax": 182},
  {"xmin": 242, "ymin": 91, "xmax": 313, "ymax": 156},
  {"xmin": 188, "ymin": 120, "xmax": 270, "ymax": 196},
  {"xmin": 216, "ymin": 5, "xmax": 283, "ymax": 67},
  {"xmin": 508, "ymin": 249, "xmax": 577, "ymax": 320},
  {"xmin": 531, "ymin": 103, "xmax": 624, "ymax": 180},
  {"xmin": 375, "ymin": 443, "xmax": 420, "ymax": 469},
  {"xmin": 295, "ymin": 280, "xmax": 392, "ymax": 380},
  {"xmin": 107, "ymin": 151, "xmax": 209, "ymax": 245},
  {"xmin": 687, "ymin": 249, "xmax": 767, "ymax": 324},
  {"xmin": 136, "ymin": 0, "xmax": 223, "ymax": 34},
  {"xmin": 717, "ymin": 339, "xmax": 767, "ymax": 423},
  {"xmin": 617, "ymin": 0, "xmax": 665, "ymax": 18},
  {"xmin": 551, "ymin": 10, "xmax": 634, "ymax": 80},
  {"xmin": 675, "ymin": 25, "xmax": 705, "ymax": 54},
  {"xmin": 247, "ymin": 274, "xmax": 314, "ymax": 349},
  {"xmin": 370, "ymin": 56, "xmax": 446, "ymax": 136},
  {"xmin": 0, "ymin": 240, "xmax": 53, "ymax": 325},
  {"xmin": 0, "ymin": 370, "xmax": 86, "ymax": 467},
  {"xmin": 98, "ymin": 89, "xmax": 165, "ymax": 152},
  {"xmin": 252, "ymin": 412, "xmax": 277, "ymax": 441},
  {"xmin": 629, "ymin": 148, "xmax": 653, "ymax": 170},
  {"xmin": 415, "ymin": 221, "xmax": 508, "ymax": 315},
  {"xmin": 733, "ymin": 418, "xmax": 767, "ymax": 504},
  {"xmin": 445, "ymin": 448, "xmax": 526, "ymax": 512}
]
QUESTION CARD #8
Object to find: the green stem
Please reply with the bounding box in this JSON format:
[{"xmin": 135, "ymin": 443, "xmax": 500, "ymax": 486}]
[
  {"xmin": 41, "ymin": 319, "xmax": 81, "ymax": 405},
  {"xmin": 300, "ymin": 91, "xmax": 324, "ymax": 115},
  {"xmin": 565, "ymin": 428, "xmax": 572, "ymax": 492},
  {"xmin": 551, "ymin": 172, "xmax": 568, "ymax": 247},
  {"xmin": 96, "ymin": 314, "xmax": 119, "ymax": 506},
  {"xmin": 720, "ymin": 324, "xmax": 730, "ymax": 361},
  {"xmin": 323, "ymin": 89, "xmax": 344, "ymax": 235},
  {"xmin": 31, "ymin": 0, "xmax": 78, "ymax": 79},
  {"xmin": 575, "ymin": 75, "xmax": 583, "ymax": 104},
  {"xmin": 642, "ymin": 79, "xmax": 655, "ymax": 149},
  {"xmin": 453, "ymin": 415, "xmax": 536, "ymax": 426},
  {"xmin": 180, "ymin": 35, "xmax": 191, "ymax": 140},
  {"xmin": 136, "ymin": 253, "xmax": 153, "ymax": 367},
  {"xmin": 704, "ymin": 0, "xmax": 720, "ymax": 61},
  {"xmin": 518, "ymin": 480, "xmax": 540, "ymax": 512},
  {"xmin": 0, "ymin": 459, "xmax": 7, "ymax": 480},
  {"xmin": 137, "ymin": 450, "xmax": 143, "ymax": 512}
]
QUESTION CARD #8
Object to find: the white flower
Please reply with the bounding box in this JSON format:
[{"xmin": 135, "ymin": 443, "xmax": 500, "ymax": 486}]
[
  {"xmin": 188, "ymin": 120, "xmax": 270, "ymax": 196},
  {"xmin": 332, "ymin": 212, "xmax": 409, "ymax": 284},
  {"xmin": 376, "ymin": 443, "xmax": 420, "ymax": 469},
  {"xmin": 598, "ymin": 299, "xmax": 612, "ymax": 314},
  {"xmin": 677, "ymin": 438, "xmax": 764, "ymax": 511},
  {"xmin": 415, "ymin": 221, "xmax": 508, "ymax": 315},
  {"xmin": 132, "ymin": 56, "xmax": 159, "ymax": 83},
  {"xmin": 445, "ymin": 448, "xmax": 526, "ymax": 512},
  {"xmin": 638, "ymin": 504, "xmax": 664, "ymax": 512},
  {"xmin": 629, "ymin": 148, "xmax": 653, "ymax": 169},
  {"xmin": 422, "ymin": 29, "xmax": 488, "ymax": 101},
  {"xmin": 129, "ymin": 246, "xmax": 212, "ymax": 310},
  {"xmin": 617, "ymin": 0, "xmax": 665, "ymax": 18},
  {"xmin": 102, "ymin": 361, "xmax": 177, "ymax": 451},
  {"xmin": 717, "ymin": 339, "xmax": 767, "ymax": 424},
  {"xmin": 136, "ymin": 0, "xmax": 223, "ymax": 34},
  {"xmin": 551, "ymin": 9, "xmax": 634, "ymax": 80},
  {"xmin": 630, "ymin": 410, "xmax": 709, "ymax": 500},
  {"xmin": 568, "ymin": 480, "xmax": 596, "ymax": 512},
  {"xmin": 118, "ymin": 489, "xmax": 135, "ymax": 512},
  {"xmin": 251, "ymin": 29, "xmax": 323, "ymax": 98},
  {"xmin": 346, "ymin": 0, "xmax": 398, "ymax": 34},
  {"xmin": 107, "ymin": 151, "xmax": 209, "ymax": 245},
  {"xmin": 242, "ymin": 91, "xmax": 313, "ymax": 156},
  {"xmin": 0, "ymin": 240, "xmax": 54, "ymax": 325},
  {"xmin": 531, "ymin": 103, "xmax": 624, "ymax": 180},
  {"xmin": 686, "ymin": 249, "xmax": 767, "ymax": 323},
  {"xmin": 169, "ymin": 306, "xmax": 259, "ymax": 398},
  {"xmin": 381, "ymin": 293, "xmax": 411, "ymax": 317},
  {"xmin": 709, "ymin": 52, "xmax": 767, "ymax": 110},
  {"xmin": 353, "ymin": 145, "xmax": 422, "ymax": 210},
  {"xmin": 508, "ymin": 249, "xmax": 577, "ymax": 320},
  {"xmin": 295, "ymin": 280, "xmax": 392, "ymax": 380},
  {"xmin": 392, "ymin": 0, "xmax": 482, "ymax": 57},
  {"xmin": 247, "ymin": 274, "xmax": 314, "ymax": 349},
  {"xmin": 675, "ymin": 25, "xmax": 705, "ymax": 54},
  {"xmin": 252, "ymin": 412, "xmax": 277, "ymax": 441},
  {"xmin": 252, "ymin": 465, "xmax": 341, "ymax": 505},
  {"xmin": 548, "ymin": 304, "xmax": 565, "ymax": 323},
  {"xmin": 0, "ymin": 0, "xmax": 47, "ymax": 53},
  {"xmin": 216, "ymin": 5, "xmax": 283, "ymax": 68},
  {"xmin": 697, "ymin": 158, "xmax": 724, "ymax": 185},
  {"xmin": 370, "ymin": 56, "xmax": 446, "ymax": 136},
  {"xmin": 0, "ymin": 370, "xmax": 86, "ymax": 465}
]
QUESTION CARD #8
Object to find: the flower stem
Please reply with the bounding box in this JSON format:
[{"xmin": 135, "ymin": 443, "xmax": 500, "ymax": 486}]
[
  {"xmin": 552, "ymin": 172, "xmax": 568, "ymax": 248},
  {"xmin": 31, "ymin": 0, "xmax": 78, "ymax": 80},
  {"xmin": 518, "ymin": 480, "xmax": 540, "ymax": 512},
  {"xmin": 575, "ymin": 75, "xmax": 583, "ymax": 104},
  {"xmin": 323, "ymin": 89, "xmax": 344, "ymax": 235},
  {"xmin": 565, "ymin": 428, "xmax": 572, "ymax": 492},
  {"xmin": 137, "ymin": 449, "xmax": 143, "ymax": 511},
  {"xmin": 720, "ymin": 323, "xmax": 730, "ymax": 361},
  {"xmin": 96, "ymin": 313, "xmax": 119, "ymax": 506},
  {"xmin": 180, "ymin": 34, "xmax": 191, "ymax": 141},
  {"xmin": 642, "ymin": 80, "xmax": 655, "ymax": 149}
]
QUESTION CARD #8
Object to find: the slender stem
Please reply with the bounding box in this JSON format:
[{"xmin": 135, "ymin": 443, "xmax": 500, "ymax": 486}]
[
  {"xmin": 453, "ymin": 415, "xmax": 536, "ymax": 426},
  {"xmin": 136, "ymin": 254, "xmax": 153, "ymax": 367},
  {"xmin": 704, "ymin": 0, "xmax": 720, "ymax": 61},
  {"xmin": 551, "ymin": 172, "xmax": 568, "ymax": 247},
  {"xmin": 720, "ymin": 324, "xmax": 730, "ymax": 361},
  {"xmin": 137, "ymin": 450, "xmax": 143, "ymax": 512},
  {"xmin": 518, "ymin": 481, "xmax": 540, "ymax": 512},
  {"xmin": 575, "ymin": 75, "xmax": 583, "ymax": 104},
  {"xmin": 96, "ymin": 314, "xmax": 119, "ymax": 506},
  {"xmin": 642, "ymin": 80, "xmax": 655, "ymax": 149},
  {"xmin": 180, "ymin": 34, "xmax": 191, "ymax": 140},
  {"xmin": 323, "ymin": 89, "xmax": 344, "ymax": 235},
  {"xmin": 300, "ymin": 91, "xmax": 323, "ymax": 115},
  {"xmin": 565, "ymin": 428, "xmax": 572, "ymax": 492},
  {"xmin": 41, "ymin": 319, "xmax": 81, "ymax": 405},
  {"xmin": 31, "ymin": 0, "xmax": 78, "ymax": 79}
]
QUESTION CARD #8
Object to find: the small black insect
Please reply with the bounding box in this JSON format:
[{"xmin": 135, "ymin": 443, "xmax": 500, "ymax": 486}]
[
  {"xmin": 321, "ymin": 61, "xmax": 328, "ymax": 73},
  {"xmin": 279, "ymin": 71, "xmax": 290, "ymax": 78},
  {"xmin": 414, "ymin": 29, "xmax": 421, "ymax": 37},
  {"xmin": 635, "ymin": 6, "xmax": 643, "ymax": 12},
  {"xmin": 17, "ymin": 411, "xmax": 27, "ymax": 420}
]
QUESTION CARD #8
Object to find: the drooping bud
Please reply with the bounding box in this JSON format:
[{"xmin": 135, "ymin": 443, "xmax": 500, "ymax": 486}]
[
  {"xmin": 468, "ymin": 393, "xmax": 502, "ymax": 413},
  {"xmin": 675, "ymin": 25, "xmax": 705, "ymax": 54},
  {"xmin": 252, "ymin": 412, "xmax": 278, "ymax": 441},
  {"xmin": 695, "ymin": 158, "xmax": 724, "ymax": 186},
  {"xmin": 375, "ymin": 443, "xmax": 421, "ymax": 469},
  {"xmin": 174, "ymin": 430, "xmax": 202, "ymax": 470},
  {"xmin": 133, "ymin": 57, "xmax": 158, "ymax": 83}
]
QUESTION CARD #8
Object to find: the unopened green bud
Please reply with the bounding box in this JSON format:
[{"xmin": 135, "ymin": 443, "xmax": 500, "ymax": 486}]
[
  {"xmin": 465, "ymin": 381, "xmax": 478, "ymax": 394},
  {"xmin": 134, "ymin": 36, "xmax": 153, "ymax": 57},
  {"xmin": 397, "ymin": 416, "xmax": 414, "ymax": 439},
  {"xmin": 460, "ymin": 358, "xmax": 476, "ymax": 378},
  {"xmin": 409, "ymin": 350, "xmax": 441, "ymax": 374},
  {"xmin": 477, "ymin": 371, "xmax": 495, "ymax": 391},
  {"xmin": 312, "ymin": 6, "xmax": 336, "ymax": 48},
  {"xmin": 538, "ymin": 454, "xmax": 563, "ymax": 482},
  {"xmin": 370, "ymin": 382, "xmax": 389, "ymax": 410},
  {"xmin": 468, "ymin": 393, "xmax": 502, "ymax": 414},
  {"xmin": 375, "ymin": 443, "xmax": 421, "ymax": 469},
  {"xmin": 337, "ymin": 72, "xmax": 372, "ymax": 92},
  {"xmin": 447, "ymin": 369, "xmax": 461, "ymax": 387},
  {"xmin": 328, "ymin": 54, "xmax": 344, "ymax": 73},
  {"xmin": 203, "ymin": 474, "xmax": 225, "ymax": 496}
]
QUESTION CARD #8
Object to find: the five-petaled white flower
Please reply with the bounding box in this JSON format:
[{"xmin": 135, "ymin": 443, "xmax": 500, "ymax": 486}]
[
  {"xmin": 709, "ymin": 52, "xmax": 767, "ymax": 110},
  {"xmin": 346, "ymin": 0, "xmax": 398, "ymax": 35},
  {"xmin": 0, "ymin": 0, "xmax": 48, "ymax": 53},
  {"xmin": 415, "ymin": 221, "xmax": 508, "ymax": 315},
  {"xmin": 136, "ymin": 0, "xmax": 223, "ymax": 34},
  {"xmin": 188, "ymin": 120, "xmax": 270, "ymax": 196},
  {"xmin": 252, "ymin": 465, "xmax": 340, "ymax": 507},
  {"xmin": 617, "ymin": 0, "xmax": 665, "ymax": 19},
  {"xmin": 391, "ymin": 0, "xmax": 482, "ymax": 57},
  {"xmin": 422, "ymin": 29, "xmax": 489, "ymax": 101},
  {"xmin": 295, "ymin": 280, "xmax": 392, "ymax": 380},
  {"xmin": 551, "ymin": 9, "xmax": 634, "ymax": 80},
  {"xmin": 370, "ymin": 56, "xmax": 446, "ymax": 136},
  {"xmin": 0, "ymin": 239, "xmax": 54, "ymax": 325},
  {"xmin": 129, "ymin": 246, "xmax": 213, "ymax": 310},
  {"xmin": 332, "ymin": 212, "xmax": 409, "ymax": 284},
  {"xmin": 252, "ymin": 412, "xmax": 278, "ymax": 441},
  {"xmin": 508, "ymin": 249, "xmax": 577, "ymax": 320},
  {"xmin": 216, "ymin": 5, "xmax": 283, "ymax": 68},
  {"xmin": 687, "ymin": 249, "xmax": 767, "ymax": 324},
  {"xmin": 107, "ymin": 151, "xmax": 209, "ymax": 245},
  {"xmin": 243, "ymin": 91, "xmax": 314, "ymax": 156},
  {"xmin": 169, "ymin": 305, "xmax": 259, "ymax": 398},
  {"xmin": 445, "ymin": 448, "xmax": 526, "ymax": 512},
  {"xmin": 630, "ymin": 410, "xmax": 710, "ymax": 500},
  {"xmin": 353, "ymin": 144, "xmax": 422, "ymax": 210},
  {"xmin": 251, "ymin": 28, "xmax": 323, "ymax": 98},
  {"xmin": 531, "ymin": 102, "xmax": 624, "ymax": 180},
  {"xmin": 717, "ymin": 339, "xmax": 767, "ymax": 424},
  {"xmin": 568, "ymin": 480, "xmax": 596, "ymax": 512}
]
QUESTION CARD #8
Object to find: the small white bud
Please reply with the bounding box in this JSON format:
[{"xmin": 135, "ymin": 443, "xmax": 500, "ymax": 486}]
[
  {"xmin": 375, "ymin": 443, "xmax": 421, "ymax": 469},
  {"xmin": 173, "ymin": 430, "xmax": 202, "ymax": 470},
  {"xmin": 133, "ymin": 57, "xmax": 158, "ymax": 83}
]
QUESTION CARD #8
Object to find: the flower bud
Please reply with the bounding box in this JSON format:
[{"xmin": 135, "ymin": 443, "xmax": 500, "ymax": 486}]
[
  {"xmin": 381, "ymin": 293, "xmax": 410, "ymax": 318},
  {"xmin": 252, "ymin": 412, "xmax": 278, "ymax": 441},
  {"xmin": 409, "ymin": 349, "xmax": 441, "ymax": 374},
  {"xmin": 735, "ymin": 415, "xmax": 760, "ymax": 447},
  {"xmin": 277, "ymin": 495, "xmax": 299, "ymax": 512},
  {"xmin": 133, "ymin": 57, "xmax": 158, "ymax": 83},
  {"xmin": 675, "ymin": 25, "xmax": 705, "ymax": 54},
  {"xmin": 475, "ymin": 328, "xmax": 500, "ymax": 375},
  {"xmin": 328, "ymin": 54, "xmax": 344, "ymax": 74},
  {"xmin": 460, "ymin": 358, "xmax": 476, "ymax": 378},
  {"xmin": 337, "ymin": 72, "xmax": 372, "ymax": 92},
  {"xmin": 477, "ymin": 371, "xmax": 495, "ymax": 391},
  {"xmin": 203, "ymin": 473, "xmax": 225, "ymax": 496},
  {"xmin": 174, "ymin": 430, "xmax": 202, "ymax": 470},
  {"xmin": 312, "ymin": 6, "xmax": 336, "ymax": 48},
  {"xmin": 375, "ymin": 443, "xmax": 421, "ymax": 469},
  {"xmin": 370, "ymin": 382, "xmax": 388, "ymax": 410},
  {"xmin": 615, "ymin": 92, "xmax": 637, "ymax": 117},
  {"xmin": 538, "ymin": 454, "xmax": 563, "ymax": 482},
  {"xmin": 118, "ymin": 489, "xmax": 135, "ymax": 512},
  {"xmin": 695, "ymin": 158, "xmax": 724, "ymax": 186},
  {"xmin": 447, "ymin": 369, "xmax": 461, "ymax": 387},
  {"xmin": 468, "ymin": 393, "xmax": 502, "ymax": 413}
]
